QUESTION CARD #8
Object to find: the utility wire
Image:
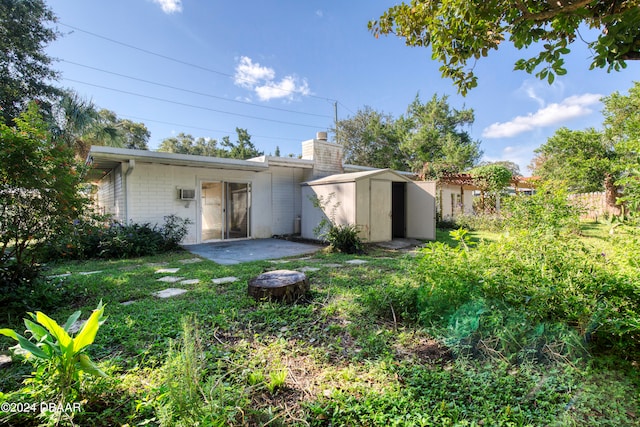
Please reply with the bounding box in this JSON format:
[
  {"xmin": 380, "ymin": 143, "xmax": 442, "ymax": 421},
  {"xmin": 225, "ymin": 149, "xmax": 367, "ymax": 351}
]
[
  {"xmin": 59, "ymin": 22, "xmax": 338, "ymax": 103},
  {"xmin": 120, "ymin": 114, "xmax": 303, "ymax": 142},
  {"xmin": 60, "ymin": 59, "xmax": 332, "ymax": 119},
  {"xmin": 63, "ymin": 78, "xmax": 327, "ymax": 129}
]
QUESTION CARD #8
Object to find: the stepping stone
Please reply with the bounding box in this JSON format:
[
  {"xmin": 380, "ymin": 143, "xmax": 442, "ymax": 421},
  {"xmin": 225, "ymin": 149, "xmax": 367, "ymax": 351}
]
[
  {"xmin": 211, "ymin": 276, "xmax": 238, "ymax": 285},
  {"xmin": 248, "ymin": 270, "xmax": 309, "ymax": 303},
  {"xmin": 155, "ymin": 268, "xmax": 180, "ymax": 274},
  {"xmin": 157, "ymin": 276, "xmax": 185, "ymax": 283},
  {"xmin": 153, "ymin": 288, "xmax": 187, "ymax": 298},
  {"xmin": 79, "ymin": 270, "xmax": 103, "ymax": 275},
  {"xmin": 322, "ymin": 263, "xmax": 343, "ymax": 268},
  {"xmin": 298, "ymin": 266, "xmax": 320, "ymax": 272},
  {"xmin": 269, "ymin": 260, "xmax": 290, "ymax": 264},
  {"xmin": 120, "ymin": 300, "xmax": 136, "ymax": 306},
  {"xmin": 0, "ymin": 354, "xmax": 12, "ymax": 367},
  {"xmin": 345, "ymin": 259, "xmax": 368, "ymax": 265},
  {"xmin": 48, "ymin": 273, "xmax": 71, "ymax": 279},
  {"xmin": 180, "ymin": 279, "xmax": 200, "ymax": 285},
  {"xmin": 179, "ymin": 258, "xmax": 203, "ymax": 264}
]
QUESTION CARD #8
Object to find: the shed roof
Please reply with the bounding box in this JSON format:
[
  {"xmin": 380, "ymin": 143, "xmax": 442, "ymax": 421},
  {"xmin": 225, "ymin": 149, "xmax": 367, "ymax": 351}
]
[{"xmin": 302, "ymin": 169, "xmax": 411, "ymax": 186}]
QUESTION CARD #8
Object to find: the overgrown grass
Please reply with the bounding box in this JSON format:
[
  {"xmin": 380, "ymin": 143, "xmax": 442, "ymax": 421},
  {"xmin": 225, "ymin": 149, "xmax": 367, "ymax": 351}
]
[{"xmin": 0, "ymin": 224, "xmax": 638, "ymax": 426}]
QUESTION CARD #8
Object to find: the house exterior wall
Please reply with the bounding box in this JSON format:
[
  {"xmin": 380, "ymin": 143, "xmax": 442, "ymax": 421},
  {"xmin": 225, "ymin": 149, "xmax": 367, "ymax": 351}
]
[
  {"xmin": 301, "ymin": 182, "xmax": 356, "ymax": 241},
  {"xmin": 439, "ymin": 184, "xmax": 474, "ymax": 219},
  {"xmin": 120, "ymin": 162, "xmax": 272, "ymax": 244},
  {"xmin": 270, "ymin": 166, "xmax": 310, "ymax": 235},
  {"xmin": 95, "ymin": 165, "xmax": 124, "ymax": 218}
]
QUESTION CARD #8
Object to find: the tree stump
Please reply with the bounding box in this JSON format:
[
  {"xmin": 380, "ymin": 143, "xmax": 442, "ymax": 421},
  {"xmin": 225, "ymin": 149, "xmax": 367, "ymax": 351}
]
[{"xmin": 248, "ymin": 270, "xmax": 309, "ymax": 302}]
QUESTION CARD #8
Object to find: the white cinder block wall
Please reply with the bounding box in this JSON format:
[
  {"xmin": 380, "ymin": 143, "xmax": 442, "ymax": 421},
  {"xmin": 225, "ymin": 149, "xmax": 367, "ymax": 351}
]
[{"xmin": 124, "ymin": 163, "xmax": 272, "ymax": 244}]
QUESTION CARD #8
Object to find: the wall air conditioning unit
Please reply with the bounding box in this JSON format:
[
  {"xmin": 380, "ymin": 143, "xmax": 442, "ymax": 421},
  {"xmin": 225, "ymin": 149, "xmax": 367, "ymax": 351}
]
[{"xmin": 179, "ymin": 189, "xmax": 196, "ymax": 200}]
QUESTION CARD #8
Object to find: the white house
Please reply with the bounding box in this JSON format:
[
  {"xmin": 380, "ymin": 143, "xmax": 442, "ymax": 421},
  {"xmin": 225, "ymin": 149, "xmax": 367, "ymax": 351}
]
[{"xmin": 87, "ymin": 133, "xmax": 436, "ymax": 244}]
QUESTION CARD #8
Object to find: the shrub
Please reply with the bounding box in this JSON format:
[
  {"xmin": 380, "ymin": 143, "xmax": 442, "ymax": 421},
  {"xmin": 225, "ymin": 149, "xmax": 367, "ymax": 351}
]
[
  {"xmin": 324, "ymin": 223, "xmax": 364, "ymax": 254},
  {"xmin": 502, "ymin": 185, "xmax": 581, "ymax": 235},
  {"xmin": 40, "ymin": 215, "xmax": 192, "ymax": 261},
  {"xmin": 0, "ymin": 256, "xmax": 66, "ymax": 318},
  {"xmin": 310, "ymin": 193, "xmax": 364, "ymax": 254},
  {"xmin": 413, "ymin": 229, "xmax": 640, "ymax": 360}
]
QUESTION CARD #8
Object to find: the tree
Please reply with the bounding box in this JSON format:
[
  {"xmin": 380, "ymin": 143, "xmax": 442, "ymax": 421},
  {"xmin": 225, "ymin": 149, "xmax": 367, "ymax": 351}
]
[
  {"xmin": 468, "ymin": 163, "xmax": 513, "ymax": 213},
  {"xmin": 52, "ymin": 92, "xmax": 149, "ymax": 158},
  {"xmin": 158, "ymin": 133, "xmax": 226, "ymax": 157},
  {"xmin": 221, "ymin": 128, "xmax": 263, "ymax": 160},
  {"xmin": 532, "ymin": 127, "xmax": 612, "ymax": 193},
  {"xmin": 333, "ymin": 95, "xmax": 481, "ymax": 174},
  {"xmin": 334, "ymin": 106, "xmax": 408, "ymax": 170},
  {"xmin": 477, "ymin": 160, "xmax": 522, "ymax": 177},
  {"xmin": 275, "ymin": 146, "xmax": 281, "ymax": 157},
  {"xmin": 401, "ymin": 94, "xmax": 482, "ymax": 172},
  {"xmin": 602, "ymin": 81, "xmax": 640, "ymax": 213},
  {"xmin": 0, "ymin": 104, "xmax": 88, "ymax": 269},
  {"xmin": 0, "ymin": 0, "xmax": 60, "ymax": 123},
  {"xmin": 369, "ymin": 1, "xmax": 640, "ymax": 95}
]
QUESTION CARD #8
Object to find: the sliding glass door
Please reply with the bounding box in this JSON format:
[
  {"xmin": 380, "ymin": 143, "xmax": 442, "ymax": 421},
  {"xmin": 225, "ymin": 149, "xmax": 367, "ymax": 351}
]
[{"xmin": 201, "ymin": 181, "xmax": 250, "ymax": 241}]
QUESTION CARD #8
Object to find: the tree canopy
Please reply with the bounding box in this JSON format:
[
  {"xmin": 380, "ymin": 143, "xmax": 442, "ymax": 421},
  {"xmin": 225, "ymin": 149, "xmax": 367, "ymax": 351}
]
[
  {"xmin": 0, "ymin": 0, "xmax": 60, "ymax": 122},
  {"xmin": 1, "ymin": 104, "xmax": 88, "ymax": 267},
  {"xmin": 52, "ymin": 92, "xmax": 149, "ymax": 158},
  {"xmin": 370, "ymin": 0, "xmax": 640, "ymax": 94},
  {"xmin": 334, "ymin": 106, "xmax": 407, "ymax": 170},
  {"xmin": 159, "ymin": 128, "xmax": 263, "ymax": 160},
  {"xmin": 334, "ymin": 94, "xmax": 482, "ymax": 174},
  {"xmin": 532, "ymin": 81, "xmax": 640, "ymax": 214}
]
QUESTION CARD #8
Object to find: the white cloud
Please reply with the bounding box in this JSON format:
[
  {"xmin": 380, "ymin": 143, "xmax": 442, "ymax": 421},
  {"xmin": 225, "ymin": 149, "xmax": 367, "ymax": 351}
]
[
  {"xmin": 152, "ymin": 0, "xmax": 182, "ymax": 14},
  {"xmin": 482, "ymin": 93, "xmax": 602, "ymax": 138},
  {"xmin": 233, "ymin": 56, "xmax": 310, "ymax": 101},
  {"xmin": 315, "ymin": 10, "xmax": 324, "ymax": 18},
  {"xmin": 234, "ymin": 57, "xmax": 275, "ymax": 88},
  {"xmin": 255, "ymin": 76, "xmax": 310, "ymax": 101}
]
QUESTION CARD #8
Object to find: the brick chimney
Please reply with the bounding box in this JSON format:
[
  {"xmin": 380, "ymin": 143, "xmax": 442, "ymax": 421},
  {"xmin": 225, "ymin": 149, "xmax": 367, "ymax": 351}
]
[{"xmin": 301, "ymin": 132, "xmax": 343, "ymax": 178}]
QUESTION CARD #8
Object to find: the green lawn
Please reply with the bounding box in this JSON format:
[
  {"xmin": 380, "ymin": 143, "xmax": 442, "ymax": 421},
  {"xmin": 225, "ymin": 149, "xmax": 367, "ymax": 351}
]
[{"xmin": 1, "ymin": 225, "xmax": 638, "ymax": 426}]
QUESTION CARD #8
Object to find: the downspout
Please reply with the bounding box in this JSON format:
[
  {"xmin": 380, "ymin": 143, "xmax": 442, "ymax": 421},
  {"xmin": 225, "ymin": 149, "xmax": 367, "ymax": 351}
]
[{"xmin": 124, "ymin": 159, "xmax": 135, "ymax": 225}]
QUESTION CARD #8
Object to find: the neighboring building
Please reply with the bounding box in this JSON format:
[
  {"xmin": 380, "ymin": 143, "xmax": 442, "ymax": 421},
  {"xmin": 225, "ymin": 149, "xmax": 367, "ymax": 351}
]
[
  {"xmin": 436, "ymin": 174, "xmax": 477, "ymax": 221},
  {"xmin": 87, "ymin": 133, "xmax": 437, "ymax": 244}
]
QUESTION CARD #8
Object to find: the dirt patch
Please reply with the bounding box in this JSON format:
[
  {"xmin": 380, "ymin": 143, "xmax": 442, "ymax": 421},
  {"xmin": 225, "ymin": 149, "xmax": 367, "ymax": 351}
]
[{"xmin": 395, "ymin": 336, "xmax": 453, "ymax": 364}]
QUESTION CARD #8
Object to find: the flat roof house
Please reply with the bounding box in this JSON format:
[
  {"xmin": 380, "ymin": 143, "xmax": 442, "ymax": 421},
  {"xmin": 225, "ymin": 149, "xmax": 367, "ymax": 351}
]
[{"xmin": 87, "ymin": 133, "xmax": 436, "ymax": 244}]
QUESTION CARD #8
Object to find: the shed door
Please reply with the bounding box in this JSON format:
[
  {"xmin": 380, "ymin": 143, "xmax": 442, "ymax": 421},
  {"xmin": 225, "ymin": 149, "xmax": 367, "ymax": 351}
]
[
  {"xmin": 406, "ymin": 181, "xmax": 436, "ymax": 240},
  {"xmin": 369, "ymin": 179, "xmax": 392, "ymax": 242},
  {"xmin": 392, "ymin": 182, "xmax": 406, "ymax": 238}
]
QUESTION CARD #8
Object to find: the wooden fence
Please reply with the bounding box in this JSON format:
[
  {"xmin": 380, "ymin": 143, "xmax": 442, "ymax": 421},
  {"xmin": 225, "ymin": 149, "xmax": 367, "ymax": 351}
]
[{"xmin": 567, "ymin": 192, "xmax": 617, "ymax": 220}]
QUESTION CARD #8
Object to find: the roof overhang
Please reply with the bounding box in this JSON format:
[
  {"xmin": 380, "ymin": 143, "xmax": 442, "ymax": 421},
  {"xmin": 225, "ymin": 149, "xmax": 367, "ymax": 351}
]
[{"xmin": 86, "ymin": 146, "xmax": 270, "ymax": 181}]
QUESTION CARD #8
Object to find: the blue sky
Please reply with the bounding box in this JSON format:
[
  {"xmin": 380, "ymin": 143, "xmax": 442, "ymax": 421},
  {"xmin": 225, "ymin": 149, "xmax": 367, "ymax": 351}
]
[{"xmin": 45, "ymin": 0, "xmax": 639, "ymax": 174}]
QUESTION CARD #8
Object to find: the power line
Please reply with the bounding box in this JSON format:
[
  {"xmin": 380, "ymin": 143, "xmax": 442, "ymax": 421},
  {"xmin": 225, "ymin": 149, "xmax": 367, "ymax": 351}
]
[
  {"xmin": 60, "ymin": 59, "xmax": 332, "ymax": 119},
  {"xmin": 120, "ymin": 114, "xmax": 303, "ymax": 142},
  {"xmin": 58, "ymin": 22, "xmax": 337, "ymax": 103},
  {"xmin": 63, "ymin": 78, "xmax": 327, "ymax": 129}
]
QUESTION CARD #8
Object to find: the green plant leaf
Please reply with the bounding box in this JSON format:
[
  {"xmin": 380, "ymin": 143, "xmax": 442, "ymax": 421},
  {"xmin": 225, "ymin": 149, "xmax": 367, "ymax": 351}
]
[
  {"xmin": 64, "ymin": 311, "xmax": 82, "ymax": 332},
  {"xmin": 15, "ymin": 334, "xmax": 50, "ymax": 360},
  {"xmin": 24, "ymin": 319, "xmax": 49, "ymax": 341},
  {"xmin": 77, "ymin": 353, "xmax": 107, "ymax": 377},
  {"xmin": 73, "ymin": 302, "xmax": 105, "ymax": 354},
  {"xmin": 35, "ymin": 311, "xmax": 72, "ymax": 352},
  {"xmin": 0, "ymin": 328, "xmax": 18, "ymax": 340}
]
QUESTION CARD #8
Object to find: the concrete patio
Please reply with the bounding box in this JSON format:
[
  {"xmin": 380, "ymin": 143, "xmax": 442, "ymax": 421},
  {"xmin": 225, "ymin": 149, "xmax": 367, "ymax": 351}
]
[{"xmin": 183, "ymin": 238, "xmax": 321, "ymax": 265}]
